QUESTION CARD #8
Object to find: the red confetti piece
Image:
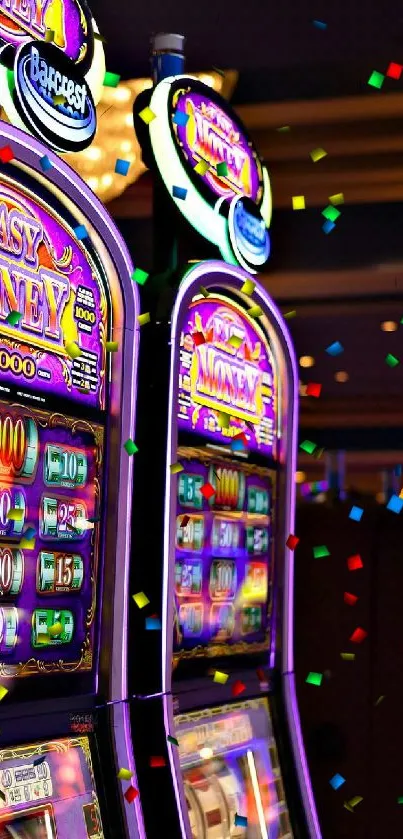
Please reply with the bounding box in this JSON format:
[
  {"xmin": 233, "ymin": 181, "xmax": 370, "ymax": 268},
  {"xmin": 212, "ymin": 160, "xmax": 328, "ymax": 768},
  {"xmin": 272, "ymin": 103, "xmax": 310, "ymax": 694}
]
[
  {"xmin": 124, "ymin": 786, "xmax": 139, "ymax": 803},
  {"xmin": 256, "ymin": 668, "xmax": 266, "ymax": 682},
  {"xmin": 234, "ymin": 432, "xmax": 248, "ymax": 445},
  {"xmin": 180, "ymin": 515, "xmax": 190, "ymax": 528},
  {"xmin": 232, "ymin": 679, "xmax": 246, "ymax": 697},
  {"xmin": 306, "ymin": 383, "xmax": 322, "ymax": 397},
  {"xmin": 286, "ymin": 534, "xmax": 300, "ymax": 550},
  {"xmin": 200, "ymin": 482, "xmax": 216, "ymax": 500},
  {"xmin": 150, "ymin": 756, "xmax": 166, "ymax": 767},
  {"xmin": 347, "ymin": 554, "xmax": 363, "ymax": 571},
  {"xmin": 0, "ymin": 145, "xmax": 14, "ymax": 163},
  {"xmin": 192, "ymin": 331, "xmax": 205, "ymax": 346},
  {"xmin": 386, "ymin": 62, "xmax": 403, "ymax": 79},
  {"xmin": 344, "ymin": 592, "xmax": 358, "ymax": 606},
  {"xmin": 350, "ymin": 627, "xmax": 367, "ymax": 644}
]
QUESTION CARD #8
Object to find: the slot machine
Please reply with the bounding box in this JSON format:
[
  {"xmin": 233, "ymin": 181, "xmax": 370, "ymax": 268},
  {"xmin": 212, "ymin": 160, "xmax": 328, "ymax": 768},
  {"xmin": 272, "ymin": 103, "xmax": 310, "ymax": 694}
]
[{"xmin": 0, "ymin": 124, "xmax": 144, "ymax": 839}]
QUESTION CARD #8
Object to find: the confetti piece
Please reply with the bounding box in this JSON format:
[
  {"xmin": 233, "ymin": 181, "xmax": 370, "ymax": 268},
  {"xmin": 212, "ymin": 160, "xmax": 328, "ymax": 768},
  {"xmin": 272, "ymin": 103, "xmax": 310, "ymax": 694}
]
[
  {"xmin": 192, "ymin": 331, "xmax": 206, "ymax": 345},
  {"xmin": 329, "ymin": 193, "xmax": 344, "ymax": 205},
  {"xmin": 386, "ymin": 353, "xmax": 399, "ymax": 367},
  {"xmin": 284, "ymin": 309, "xmax": 297, "ymax": 319},
  {"xmin": 145, "ymin": 617, "xmax": 161, "ymax": 630},
  {"xmin": 170, "ymin": 463, "xmax": 184, "ymax": 474},
  {"xmin": 214, "ymin": 670, "xmax": 229, "ymax": 684},
  {"xmin": 7, "ymin": 508, "xmax": 24, "ymax": 522},
  {"xmin": 138, "ymin": 313, "xmax": 151, "ymax": 326},
  {"xmin": 33, "ymin": 755, "xmax": 46, "ymax": 766},
  {"xmin": 344, "ymin": 592, "xmax": 358, "ymax": 606},
  {"xmin": 386, "ymin": 62, "xmax": 403, "ymax": 79},
  {"xmin": 341, "ymin": 652, "xmax": 355, "ymax": 660},
  {"xmin": 368, "ymin": 70, "xmax": 384, "ymax": 89},
  {"xmin": 40, "ymin": 155, "xmax": 53, "ymax": 172},
  {"xmin": 200, "ymin": 482, "xmax": 215, "ymax": 500},
  {"xmin": 398, "ymin": 796, "xmax": 403, "ymax": 804},
  {"xmin": 306, "ymin": 382, "xmax": 322, "ymax": 397},
  {"xmin": 23, "ymin": 527, "xmax": 36, "ymax": 540},
  {"xmin": 132, "ymin": 267, "xmax": 149, "ymax": 285},
  {"xmin": 194, "ymin": 159, "xmax": 210, "ymax": 175},
  {"xmin": 172, "ymin": 185, "xmax": 187, "ymax": 200},
  {"xmin": 310, "ymin": 148, "xmax": 327, "ymax": 162},
  {"xmin": 300, "ymin": 440, "xmax": 316, "ymax": 454},
  {"xmin": 173, "ymin": 110, "xmax": 189, "ymax": 126},
  {"xmin": 19, "ymin": 537, "xmax": 35, "ymax": 550},
  {"xmin": 150, "ymin": 756, "xmax": 166, "ymax": 767},
  {"xmin": 180, "ymin": 515, "xmax": 190, "ymax": 528},
  {"xmin": 387, "ymin": 494, "xmax": 403, "ymax": 513},
  {"xmin": 346, "ymin": 796, "xmax": 363, "ymax": 810},
  {"xmin": 247, "ymin": 305, "xmax": 263, "ymax": 318},
  {"xmin": 330, "ymin": 773, "xmax": 345, "ymax": 790},
  {"xmin": 133, "ymin": 592, "xmax": 150, "ymax": 609},
  {"xmin": 0, "ymin": 145, "xmax": 14, "ymax": 163},
  {"xmin": 199, "ymin": 285, "xmax": 209, "ymax": 297},
  {"xmin": 217, "ymin": 161, "xmax": 228, "ymax": 177},
  {"xmin": 375, "ymin": 695, "xmax": 385, "ymax": 706},
  {"xmin": 217, "ymin": 412, "xmax": 230, "ymax": 429},
  {"xmin": 94, "ymin": 31, "xmax": 107, "ymax": 43},
  {"xmin": 347, "ymin": 553, "xmax": 363, "ymax": 571},
  {"xmin": 6, "ymin": 310, "xmax": 22, "ymax": 325},
  {"xmin": 241, "ymin": 279, "xmax": 256, "ymax": 295},
  {"xmin": 74, "ymin": 224, "xmax": 88, "ymax": 240},
  {"xmin": 232, "ymin": 679, "xmax": 246, "ymax": 697},
  {"xmin": 349, "ymin": 505, "xmax": 363, "ymax": 522},
  {"xmin": 115, "ymin": 158, "xmax": 130, "ymax": 176},
  {"xmin": 322, "ymin": 220, "xmax": 335, "ymax": 234},
  {"xmin": 65, "ymin": 342, "xmax": 81, "ymax": 359},
  {"xmin": 326, "ymin": 341, "xmax": 344, "ymax": 356},
  {"xmin": 53, "ymin": 94, "xmax": 66, "ymax": 105},
  {"xmin": 350, "ymin": 627, "xmax": 367, "ymax": 644},
  {"xmin": 0, "ymin": 685, "xmax": 8, "ymax": 701},
  {"xmin": 231, "ymin": 438, "xmax": 246, "ymax": 452},
  {"xmin": 276, "ymin": 125, "xmax": 290, "ymax": 132},
  {"xmin": 313, "ymin": 20, "xmax": 327, "ymax": 30},
  {"xmin": 394, "ymin": 465, "xmax": 402, "ymax": 476},
  {"xmin": 105, "ymin": 341, "xmax": 118, "ymax": 352},
  {"xmin": 124, "ymin": 786, "xmax": 139, "ymax": 803},
  {"xmin": 167, "ymin": 735, "xmax": 179, "ymax": 746},
  {"xmin": 48, "ymin": 622, "xmax": 62, "ymax": 637},
  {"xmin": 306, "ymin": 672, "xmax": 323, "ymax": 686},
  {"xmin": 286, "ymin": 534, "xmax": 299, "ymax": 550},
  {"xmin": 228, "ymin": 334, "xmax": 243, "ymax": 349},
  {"xmin": 138, "ymin": 106, "xmax": 156, "ymax": 124},
  {"xmin": 118, "ymin": 768, "xmax": 134, "ymax": 780},
  {"xmin": 292, "ymin": 195, "xmax": 305, "ymax": 210},
  {"xmin": 44, "ymin": 27, "xmax": 54, "ymax": 42},
  {"xmin": 322, "ymin": 205, "xmax": 341, "ymax": 222},
  {"xmin": 124, "ymin": 439, "xmax": 138, "ymax": 455},
  {"xmin": 234, "ymin": 815, "xmax": 248, "ymax": 828},
  {"xmin": 103, "ymin": 71, "xmax": 121, "ymax": 87},
  {"xmin": 313, "ymin": 545, "xmax": 330, "ymax": 558}
]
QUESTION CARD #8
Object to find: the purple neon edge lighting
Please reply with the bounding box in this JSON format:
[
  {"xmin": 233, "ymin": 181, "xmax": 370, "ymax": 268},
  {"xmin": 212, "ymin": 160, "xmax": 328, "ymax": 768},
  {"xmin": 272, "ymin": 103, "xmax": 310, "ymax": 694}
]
[
  {"xmin": 0, "ymin": 0, "xmax": 91, "ymax": 65},
  {"xmin": 163, "ymin": 261, "xmax": 322, "ymax": 839},
  {"xmin": 171, "ymin": 86, "xmax": 262, "ymax": 202}
]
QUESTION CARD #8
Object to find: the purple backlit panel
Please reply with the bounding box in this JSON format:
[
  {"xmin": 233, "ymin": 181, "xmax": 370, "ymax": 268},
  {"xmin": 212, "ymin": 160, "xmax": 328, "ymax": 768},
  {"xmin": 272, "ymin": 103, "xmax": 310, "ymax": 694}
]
[
  {"xmin": 174, "ymin": 455, "xmax": 275, "ymax": 660},
  {"xmin": 0, "ymin": 181, "xmax": 107, "ymax": 411},
  {"xmin": 0, "ymin": 736, "xmax": 104, "ymax": 838},
  {"xmin": 0, "ymin": 398, "xmax": 103, "ymax": 677},
  {"xmin": 177, "ymin": 295, "xmax": 277, "ymax": 458}
]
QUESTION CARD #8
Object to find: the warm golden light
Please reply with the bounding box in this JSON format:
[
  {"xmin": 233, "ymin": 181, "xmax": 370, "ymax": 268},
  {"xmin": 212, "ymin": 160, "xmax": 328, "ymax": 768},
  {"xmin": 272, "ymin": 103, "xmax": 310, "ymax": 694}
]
[
  {"xmin": 199, "ymin": 747, "xmax": 213, "ymax": 760},
  {"xmin": 114, "ymin": 86, "xmax": 131, "ymax": 102},
  {"xmin": 381, "ymin": 321, "xmax": 398, "ymax": 332},
  {"xmin": 335, "ymin": 371, "xmax": 349, "ymax": 382},
  {"xmin": 295, "ymin": 471, "xmax": 306, "ymax": 484},
  {"xmin": 84, "ymin": 145, "xmax": 102, "ymax": 161},
  {"xmin": 299, "ymin": 356, "xmax": 315, "ymax": 368},
  {"xmin": 120, "ymin": 140, "xmax": 133, "ymax": 153}
]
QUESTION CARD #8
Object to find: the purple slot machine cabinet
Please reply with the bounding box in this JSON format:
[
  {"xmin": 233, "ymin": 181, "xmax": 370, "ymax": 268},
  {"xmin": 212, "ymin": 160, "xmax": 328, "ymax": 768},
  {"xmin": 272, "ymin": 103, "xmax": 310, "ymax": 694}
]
[
  {"xmin": 0, "ymin": 123, "xmax": 144, "ymax": 839},
  {"xmin": 128, "ymin": 260, "xmax": 321, "ymax": 839}
]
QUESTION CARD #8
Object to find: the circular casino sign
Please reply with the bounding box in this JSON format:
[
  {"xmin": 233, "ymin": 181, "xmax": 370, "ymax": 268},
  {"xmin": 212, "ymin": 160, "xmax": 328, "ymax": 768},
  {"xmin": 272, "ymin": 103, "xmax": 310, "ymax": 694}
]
[{"xmin": 145, "ymin": 75, "xmax": 272, "ymax": 274}]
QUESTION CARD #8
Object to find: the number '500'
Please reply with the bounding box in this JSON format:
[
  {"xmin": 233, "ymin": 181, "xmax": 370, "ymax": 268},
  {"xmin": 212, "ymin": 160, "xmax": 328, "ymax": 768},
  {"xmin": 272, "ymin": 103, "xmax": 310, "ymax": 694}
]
[
  {"xmin": 0, "ymin": 413, "xmax": 38, "ymax": 479},
  {"xmin": 0, "ymin": 349, "xmax": 36, "ymax": 378}
]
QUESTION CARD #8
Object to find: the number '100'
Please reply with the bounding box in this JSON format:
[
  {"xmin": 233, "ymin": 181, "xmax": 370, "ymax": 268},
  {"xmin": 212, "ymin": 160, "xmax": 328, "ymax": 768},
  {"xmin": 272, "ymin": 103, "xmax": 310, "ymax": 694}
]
[{"xmin": 0, "ymin": 412, "xmax": 38, "ymax": 480}]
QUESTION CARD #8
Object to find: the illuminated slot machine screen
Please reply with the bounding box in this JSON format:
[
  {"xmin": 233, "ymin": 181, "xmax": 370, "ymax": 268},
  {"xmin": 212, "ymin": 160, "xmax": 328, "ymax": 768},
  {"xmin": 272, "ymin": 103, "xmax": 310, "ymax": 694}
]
[
  {"xmin": 174, "ymin": 292, "xmax": 280, "ymax": 664},
  {"xmin": 0, "ymin": 737, "xmax": 104, "ymax": 838},
  {"xmin": 175, "ymin": 699, "xmax": 293, "ymax": 839}
]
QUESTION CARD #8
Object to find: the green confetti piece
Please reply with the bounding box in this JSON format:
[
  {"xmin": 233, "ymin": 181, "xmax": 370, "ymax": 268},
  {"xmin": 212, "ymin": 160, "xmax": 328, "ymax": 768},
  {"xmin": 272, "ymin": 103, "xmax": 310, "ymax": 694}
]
[
  {"xmin": 216, "ymin": 161, "xmax": 228, "ymax": 177},
  {"xmin": 276, "ymin": 125, "xmax": 291, "ymax": 132},
  {"xmin": 386, "ymin": 353, "xmax": 399, "ymax": 367},
  {"xmin": 283, "ymin": 310, "xmax": 297, "ymax": 319},
  {"xmin": 300, "ymin": 440, "xmax": 317, "ymax": 455},
  {"xmin": 398, "ymin": 796, "xmax": 403, "ymax": 804},
  {"xmin": 103, "ymin": 71, "xmax": 121, "ymax": 87},
  {"xmin": 313, "ymin": 545, "xmax": 330, "ymax": 558},
  {"xmin": 322, "ymin": 205, "xmax": 341, "ymax": 222},
  {"xmin": 124, "ymin": 439, "xmax": 138, "ymax": 455},
  {"xmin": 132, "ymin": 268, "xmax": 149, "ymax": 285},
  {"xmin": 368, "ymin": 70, "xmax": 384, "ymax": 89},
  {"xmin": 306, "ymin": 672, "xmax": 323, "ymax": 686},
  {"xmin": 6, "ymin": 310, "xmax": 22, "ymax": 325},
  {"xmin": 167, "ymin": 735, "xmax": 179, "ymax": 746}
]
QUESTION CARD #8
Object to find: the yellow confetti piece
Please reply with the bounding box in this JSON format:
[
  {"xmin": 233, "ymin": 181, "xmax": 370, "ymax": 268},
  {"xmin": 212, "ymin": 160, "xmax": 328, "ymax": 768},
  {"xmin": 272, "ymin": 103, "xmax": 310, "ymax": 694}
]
[
  {"xmin": 65, "ymin": 342, "xmax": 82, "ymax": 359},
  {"xmin": 105, "ymin": 341, "xmax": 118, "ymax": 352},
  {"xmin": 228, "ymin": 334, "xmax": 243, "ymax": 349},
  {"xmin": 292, "ymin": 195, "xmax": 305, "ymax": 210},
  {"xmin": 347, "ymin": 796, "xmax": 363, "ymax": 809},
  {"xmin": 139, "ymin": 106, "xmax": 156, "ymax": 124},
  {"xmin": 374, "ymin": 695, "xmax": 385, "ymax": 706},
  {"xmin": 0, "ymin": 685, "xmax": 8, "ymax": 702},
  {"xmin": 132, "ymin": 592, "xmax": 150, "ymax": 609},
  {"xmin": 241, "ymin": 279, "xmax": 255, "ymax": 295},
  {"xmin": 247, "ymin": 305, "xmax": 263, "ymax": 319},
  {"xmin": 37, "ymin": 633, "xmax": 49, "ymax": 645},
  {"xmin": 217, "ymin": 412, "xmax": 230, "ymax": 429},
  {"xmin": 44, "ymin": 28, "xmax": 54, "ymax": 42},
  {"xmin": 53, "ymin": 94, "xmax": 66, "ymax": 106},
  {"xmin": 310, "ymin": 147, "xmax": 327, "ymax": 162},
  {"xmin": 7, "ymin": 508, "xmax": 24, "ymax": 521},
  {"xmin": 199, "ymin": 286, "xmax": 209, "ymax": 297},
  {"xmin": 137, "ymin": 313, "xmax": 150, "ymax": 326},
  {"xmin": 48, "ymin": 622, "xmax": 63, "ymax": 637},
  {"xmin": 284, "ymin": 310, "xmax": 297, "ymax": 319},
  {"xmin": 170, "ymin": 463, "xmax": 184, "ymax": 474},
  {"xmin": 19, "ymin": 537, "xmax": 35, "ymax": 550},
  {"xmin": 213, "ymin": 671, "xmax": 229, "ymax": 684},
  {"xmin": 340, "ymin": 652, "xmax": 355, "ymax": 660},
  {"xmin": 276, "ymin": 125, "xmax": 291, "ymax": 132},
  {"xmin": 118, "ymin": 768, "xmax": 134, "ymax": 780},
  {"xmin": 329, "ymin": 192, "xmax": 344, "ymax": 205},
  {"xmin": 194, "ymin": 159, "xmax": 210, "ymax": 175}
]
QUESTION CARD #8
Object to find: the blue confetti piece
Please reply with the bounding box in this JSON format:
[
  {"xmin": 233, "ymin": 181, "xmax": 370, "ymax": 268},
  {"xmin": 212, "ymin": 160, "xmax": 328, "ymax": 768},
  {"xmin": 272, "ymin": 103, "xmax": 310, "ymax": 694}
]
[
  {"xmin": 231, "ymin": 438, "xmax": 245, "ymax": 452},
  {"xmin": 74, "ymin": 224, "xmax": 88, "ymax": 240},
  {"xmin": 386, "ymin": 494, "xmax": 403, "ymax": 514},
  {"xmin": 33, "ymin": 755, "xmax": 46, "ymax": 766},
  {"xmin": 145, "ymin": 617, "xmax": 162, "ymax": 630},
  {"xmin": 330, "ymin": 773, "xmax": 345, "ymax": 790},
  {"xmin": 313, "ymin": 19, "xmax": 327, "ymax": 29},
  {"xmin": 24, "ymin": 526, "xmax": 36, "ymax": 539},
  {"xmin": 173, "ymin": 110, "xmax": 189, "ymax": 127},
  {"xmin": 322, "ymin": 220, "xmax": 335, "ymax": 234},
  {"xmin": 234, "ymin": 814, "xmax": 248, "ymax": 827},
  {"xmin": 115, "ymin": 158, "xmax": 130, "ymax": 176},
  {"xmin": 326, "ymin": 341, "xmax": 344, "ymax": 356},
  {"xmin": 173, "ymin": 185, "xmax": 187, "ymax": 200},
  {"xmin": 349, "ymin": 505, "xmax": 363, "ymax": 522},
  {"xmin": 40, "ymin": 155, "xmax": 53, "ymax": 172},
  {"xmin": 394, "ymin": 465, "xmax": 402, "ymax": 476}
]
